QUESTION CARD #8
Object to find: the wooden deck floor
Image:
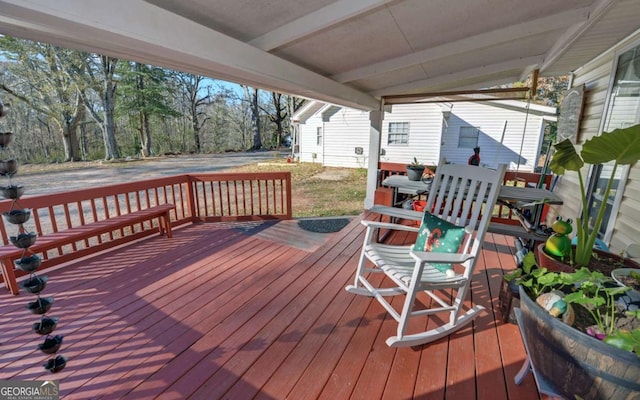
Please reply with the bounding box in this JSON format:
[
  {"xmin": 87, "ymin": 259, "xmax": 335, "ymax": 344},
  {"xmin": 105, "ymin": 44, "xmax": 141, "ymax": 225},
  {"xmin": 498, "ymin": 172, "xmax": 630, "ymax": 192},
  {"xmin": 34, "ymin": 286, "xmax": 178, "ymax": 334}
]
[{"xmin": 0, "ymin": 214, "xmax": 542, "ymax": 399}]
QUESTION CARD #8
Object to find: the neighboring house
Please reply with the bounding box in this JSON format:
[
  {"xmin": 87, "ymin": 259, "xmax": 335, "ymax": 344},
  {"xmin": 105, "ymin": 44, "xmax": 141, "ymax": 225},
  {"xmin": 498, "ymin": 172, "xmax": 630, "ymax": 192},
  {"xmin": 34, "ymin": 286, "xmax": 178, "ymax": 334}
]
[
  {"xmin": 292, "ymin": 100, "xmax": 557, "ymax": 172},
  {"xmin": 552, "ymin": 32, "xmax": 640, "ymax": 254}
]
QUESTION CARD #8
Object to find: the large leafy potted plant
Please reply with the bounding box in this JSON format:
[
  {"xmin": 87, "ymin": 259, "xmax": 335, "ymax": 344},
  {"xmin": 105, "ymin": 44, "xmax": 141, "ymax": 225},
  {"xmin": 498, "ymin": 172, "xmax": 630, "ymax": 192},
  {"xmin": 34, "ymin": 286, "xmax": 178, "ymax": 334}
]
[
  {"xmin": 539, "ymin": 124, "xmax": 640, "ymax": 269},
  {"xmin": 516, "ymin": 125, "xmax": 640, "ymax": 398},
  {"xmin": 512, "ymin": 254, "xmax": 640, "ymax": 399},
  {"xmin": 517, "ymin": 268, "xmax": 640, "ymax": 399}
]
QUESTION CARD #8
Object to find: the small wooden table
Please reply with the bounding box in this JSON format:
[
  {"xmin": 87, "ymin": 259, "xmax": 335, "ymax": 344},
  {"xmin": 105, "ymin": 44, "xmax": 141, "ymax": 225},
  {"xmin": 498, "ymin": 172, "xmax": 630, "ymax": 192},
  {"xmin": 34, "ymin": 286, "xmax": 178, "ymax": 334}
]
[{"xmin": 381, "ymin": 175, "xmax": 563, "ymax": 241}]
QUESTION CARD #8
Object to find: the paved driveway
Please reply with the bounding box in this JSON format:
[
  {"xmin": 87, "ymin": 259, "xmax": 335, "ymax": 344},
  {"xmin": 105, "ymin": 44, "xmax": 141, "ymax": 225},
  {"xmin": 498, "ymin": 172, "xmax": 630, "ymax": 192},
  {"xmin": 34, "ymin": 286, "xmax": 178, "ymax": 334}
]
[{"xmin": 13, "ymin": 151, "xmax": 279, "ymax": 196}]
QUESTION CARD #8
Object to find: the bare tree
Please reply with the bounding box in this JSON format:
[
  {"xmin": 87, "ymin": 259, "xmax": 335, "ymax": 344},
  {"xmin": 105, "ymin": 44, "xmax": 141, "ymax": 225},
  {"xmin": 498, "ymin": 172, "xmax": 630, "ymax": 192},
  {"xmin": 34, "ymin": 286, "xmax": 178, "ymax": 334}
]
[
  {"xmin": 0, "ymin": 38, "xmax": 84, "ymax": 161},
  {"xmin": 242, "ymin": 86, "xmax": 262, "ymax": 150},
  {"xmin": 176, "ymin": 73, "xmax": 211, "ymax": 153},
  {"xmin": 81, "ymin": 55, "xmax": 120, "ymax": 160}
]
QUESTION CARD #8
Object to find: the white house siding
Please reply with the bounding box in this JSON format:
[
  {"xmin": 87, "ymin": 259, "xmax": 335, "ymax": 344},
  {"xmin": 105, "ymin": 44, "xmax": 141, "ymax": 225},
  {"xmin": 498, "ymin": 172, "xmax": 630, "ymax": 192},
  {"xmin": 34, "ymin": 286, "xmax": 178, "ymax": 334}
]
[
  {"xmin": 322, "ymin": 108, "xmax": 371, "ymax": 168},
  {"xmin": 379, "ymin": 103, "xmax": 443, "ymax": 167},
  {"xmin": 295, "ymin": 101, "xmax": 553, "ymax": 172},
  {"xmin": 297, "ymin": 115, "xmax": 323, "ymax": 164},
  {"xmin": 440, "ymin": 102, "xmax": 545, "ymax": 171},
  {"xmin": 553, "ymin": 32, "xmax": 640, "ymax": 254}
]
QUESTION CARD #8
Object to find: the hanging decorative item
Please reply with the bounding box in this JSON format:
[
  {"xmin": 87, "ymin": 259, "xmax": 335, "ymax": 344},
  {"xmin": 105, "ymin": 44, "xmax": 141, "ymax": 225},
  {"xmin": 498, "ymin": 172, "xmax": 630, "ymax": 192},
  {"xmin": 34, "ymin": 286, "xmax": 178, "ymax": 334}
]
[{"xmin": 0, "ymin": 100, "xmax": 67, "ymax": 373}]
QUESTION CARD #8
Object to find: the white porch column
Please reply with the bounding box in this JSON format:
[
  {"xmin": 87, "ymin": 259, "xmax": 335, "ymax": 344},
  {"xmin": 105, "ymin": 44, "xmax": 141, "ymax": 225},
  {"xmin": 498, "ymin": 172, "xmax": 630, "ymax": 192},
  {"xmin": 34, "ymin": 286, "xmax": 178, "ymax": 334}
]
[{"xmin": 364, "ymin": 108, "xmax": 384, "ymax": 209}]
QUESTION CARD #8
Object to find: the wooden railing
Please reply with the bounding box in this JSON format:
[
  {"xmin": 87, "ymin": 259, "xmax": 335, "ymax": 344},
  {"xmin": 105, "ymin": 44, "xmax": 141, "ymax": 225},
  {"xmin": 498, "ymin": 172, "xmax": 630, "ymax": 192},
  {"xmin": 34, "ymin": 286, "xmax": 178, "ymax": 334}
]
[
  {"xmin": 377, "ymin": 162, "xmax": 552, "ymax": 226},
  {"xmin": 494, "ymin": 171, "xmax": 553, "ymax": 225},
  {"xmin": 187, "ymin": 172, "xmax": 292, "ymax": 222},
  {"xmin": 0, "ymin": 171, "xmax": 291, "ymax": 287},
  {"xmin": 377, "ymin": 162, "xmax": 408, "ymax": 185}
]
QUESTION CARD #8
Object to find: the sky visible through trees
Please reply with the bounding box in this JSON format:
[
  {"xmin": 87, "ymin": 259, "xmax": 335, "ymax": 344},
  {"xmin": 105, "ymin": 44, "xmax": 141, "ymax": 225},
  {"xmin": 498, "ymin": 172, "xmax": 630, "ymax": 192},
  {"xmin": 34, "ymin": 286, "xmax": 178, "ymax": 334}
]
[{"xmin": 0, "ymin": 36, "xmax": 299, "ymax": 163}]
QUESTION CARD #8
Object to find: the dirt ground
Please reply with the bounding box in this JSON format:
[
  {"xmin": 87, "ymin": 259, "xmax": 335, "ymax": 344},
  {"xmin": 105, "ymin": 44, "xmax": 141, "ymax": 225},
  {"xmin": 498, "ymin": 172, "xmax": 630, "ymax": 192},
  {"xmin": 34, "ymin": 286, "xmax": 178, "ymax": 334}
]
[{"xmin": 10, "ymin": 152, "xmax": 279, "ymax": 196}]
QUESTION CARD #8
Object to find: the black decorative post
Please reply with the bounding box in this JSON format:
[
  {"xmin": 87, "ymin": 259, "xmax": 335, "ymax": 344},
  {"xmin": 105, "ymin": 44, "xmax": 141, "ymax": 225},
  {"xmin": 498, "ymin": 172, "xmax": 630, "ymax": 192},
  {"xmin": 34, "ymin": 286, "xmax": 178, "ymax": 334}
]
[{"xmin": 0, "ymin": 101, "xmax": 67, "ymax": 373}]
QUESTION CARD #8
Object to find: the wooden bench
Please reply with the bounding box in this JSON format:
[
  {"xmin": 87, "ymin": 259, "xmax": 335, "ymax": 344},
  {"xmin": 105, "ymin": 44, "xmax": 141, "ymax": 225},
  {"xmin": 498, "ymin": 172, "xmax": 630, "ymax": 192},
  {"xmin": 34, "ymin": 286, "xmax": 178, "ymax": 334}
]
[{"xmin": 0, "ymin": 203, "xmax": 175, "ymax": 295}]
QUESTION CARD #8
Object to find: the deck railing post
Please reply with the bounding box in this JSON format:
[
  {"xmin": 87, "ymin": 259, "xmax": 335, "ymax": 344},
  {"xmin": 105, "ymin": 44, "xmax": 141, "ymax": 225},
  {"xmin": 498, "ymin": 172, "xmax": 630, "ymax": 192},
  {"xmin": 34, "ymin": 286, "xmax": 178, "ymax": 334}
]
[{"xmin": 185, "ymin": 175, "xmax": 198, "ymax": 222}]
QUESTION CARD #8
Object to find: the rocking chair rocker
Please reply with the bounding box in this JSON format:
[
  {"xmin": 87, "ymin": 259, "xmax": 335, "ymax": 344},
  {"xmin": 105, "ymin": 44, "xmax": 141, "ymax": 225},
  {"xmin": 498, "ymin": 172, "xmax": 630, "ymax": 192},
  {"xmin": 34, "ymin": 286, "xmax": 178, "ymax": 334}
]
[{"xmin": 346, "ymin": 162, "xmax": 507, "ymax": 347}]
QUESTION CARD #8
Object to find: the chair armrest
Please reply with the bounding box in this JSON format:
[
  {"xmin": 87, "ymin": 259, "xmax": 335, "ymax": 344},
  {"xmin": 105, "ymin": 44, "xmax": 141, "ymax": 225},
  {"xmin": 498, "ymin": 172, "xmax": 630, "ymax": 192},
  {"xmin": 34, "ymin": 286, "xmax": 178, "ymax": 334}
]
[
  {"xmin": 361, "ymin": 220, "xmax": 420, "ymax": 232},
  {"xmin": 370, "ymin": 205, "xmax": 422, "ymax": 221}
]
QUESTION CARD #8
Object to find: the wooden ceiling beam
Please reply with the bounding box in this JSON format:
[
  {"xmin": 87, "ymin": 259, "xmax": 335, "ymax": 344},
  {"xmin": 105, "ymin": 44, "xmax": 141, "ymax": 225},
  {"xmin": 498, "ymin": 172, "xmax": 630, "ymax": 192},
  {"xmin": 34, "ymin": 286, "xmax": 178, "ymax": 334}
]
[
  {"xmin": 373, "ymin": 55, "xmax": 544, "ymax": 97},
  {"xmin": 249, "ymin": 0, "xmax": 394, "ymax": 51},
  {"xmin": 332, "ymin": 7, "xmax": 590, "ymax": 84},
  {"xmin": 541, "ymin": 0, "xmax": 617, "ymax": 72}
]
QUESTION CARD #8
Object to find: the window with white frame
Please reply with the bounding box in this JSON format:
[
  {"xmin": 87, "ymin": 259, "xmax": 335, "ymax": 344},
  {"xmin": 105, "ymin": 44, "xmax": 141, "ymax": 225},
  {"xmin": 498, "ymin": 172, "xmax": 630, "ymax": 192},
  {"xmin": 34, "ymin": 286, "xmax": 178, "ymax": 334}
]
[
  {"xmin": 586, "ymin": 42, "xmax": 640, "ymax": 242},
  {"xmin": 316, "ymin": 126, "xmax": 323, "ymax": 145},
  {"xmin": 458, "ymin": 126, "xmax": 479, "ymax": 148},
  {"xmin": 388, "ymin": 122, "xmax": 409, "ymax": 144}
]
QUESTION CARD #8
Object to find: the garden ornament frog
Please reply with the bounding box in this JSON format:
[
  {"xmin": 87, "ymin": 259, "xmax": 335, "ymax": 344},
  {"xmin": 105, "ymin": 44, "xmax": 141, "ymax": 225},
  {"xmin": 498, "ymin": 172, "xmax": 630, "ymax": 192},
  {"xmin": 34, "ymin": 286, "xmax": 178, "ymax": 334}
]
[{"xmin": 544, "ymin": 216, "xmax": 573, "ymax": 261}]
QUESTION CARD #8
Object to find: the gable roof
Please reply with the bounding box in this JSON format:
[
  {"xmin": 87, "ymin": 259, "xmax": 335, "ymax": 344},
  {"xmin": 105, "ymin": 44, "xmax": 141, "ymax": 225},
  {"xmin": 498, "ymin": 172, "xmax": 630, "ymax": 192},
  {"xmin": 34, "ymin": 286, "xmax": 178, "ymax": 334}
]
[{"xmin": 0, "ymin": 0, "xmax": 638, "ymax": 111}]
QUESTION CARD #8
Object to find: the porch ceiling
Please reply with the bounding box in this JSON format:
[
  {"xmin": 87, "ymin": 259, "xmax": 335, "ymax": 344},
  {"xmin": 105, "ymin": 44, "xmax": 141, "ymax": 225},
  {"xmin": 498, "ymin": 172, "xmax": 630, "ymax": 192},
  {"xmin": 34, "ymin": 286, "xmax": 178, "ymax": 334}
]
[{"xmin": 0, "ymin": 0, "xmax": 638, "ymax": 110}]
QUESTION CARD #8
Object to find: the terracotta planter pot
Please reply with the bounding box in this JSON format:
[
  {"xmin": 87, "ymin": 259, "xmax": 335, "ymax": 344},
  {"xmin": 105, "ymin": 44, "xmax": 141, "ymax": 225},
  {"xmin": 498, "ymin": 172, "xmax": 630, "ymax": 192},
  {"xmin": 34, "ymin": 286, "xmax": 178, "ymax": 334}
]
[
  {"xmin": 536, "ymin": 243, "xmax": 640, "ymax": 273},
  {"xmin": 519, "ymin": 285, "xmax": 640, "ymax": 399},
  {"xmin": 535, "ymin": 242, "xmax": 575, "ymax": 272}
]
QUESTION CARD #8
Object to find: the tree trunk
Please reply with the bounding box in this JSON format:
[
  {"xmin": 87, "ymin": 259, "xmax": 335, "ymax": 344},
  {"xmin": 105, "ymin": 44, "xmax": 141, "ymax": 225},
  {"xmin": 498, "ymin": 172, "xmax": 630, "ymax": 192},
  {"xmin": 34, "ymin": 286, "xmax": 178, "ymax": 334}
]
[
  {"xmin": 102, "ymin": 57, "xmax": 119, "ymax": 160},
  {"xmin": 143, "ymin": 111, "xmax": 152, "ymax": 157},
  {"xmin": 61, "ymin": 124, "xmax": 79, "ymax": 162},
  {"xmin": 61, "ymin": 95, "xmax": 84, "ymax": 161},
  {"xmin": 192, "ymin": 99, "xmax": 201, "ymax": 153},
  {"xmin": 244, "ymin": 86, "xmax": 261, "ymax": 150},
  {"xmin": 135, "ymin": 63, "xmax": 152, "ymax": 157}
]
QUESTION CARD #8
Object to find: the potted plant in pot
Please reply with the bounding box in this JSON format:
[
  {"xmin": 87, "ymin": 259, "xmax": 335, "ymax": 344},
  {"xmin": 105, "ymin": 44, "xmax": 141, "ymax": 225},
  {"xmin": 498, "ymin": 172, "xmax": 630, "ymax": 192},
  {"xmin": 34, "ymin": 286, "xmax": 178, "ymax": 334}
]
[
  {"xmin": 538, "ymin": 123, "xmax": 640, "ymax": 271},
  {"xmin": 406, "ymin": 157, "xmax": 425, "ymax": 181},
  {"xmin": 515, "ymin": 262, "xmax": 640, "ymax": 399}
]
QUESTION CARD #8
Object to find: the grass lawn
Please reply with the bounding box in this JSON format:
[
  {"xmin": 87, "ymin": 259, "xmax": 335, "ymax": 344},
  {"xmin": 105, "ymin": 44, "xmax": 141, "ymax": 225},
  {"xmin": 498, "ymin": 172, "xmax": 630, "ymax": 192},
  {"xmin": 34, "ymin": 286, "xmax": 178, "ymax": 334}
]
[
  {"xmin": 18, "ymin": 155, "xmax": 368, "ymax": 219},
  {"xmin": 228, "ymin": 159, "xmax": 368, "ymax": 218}
]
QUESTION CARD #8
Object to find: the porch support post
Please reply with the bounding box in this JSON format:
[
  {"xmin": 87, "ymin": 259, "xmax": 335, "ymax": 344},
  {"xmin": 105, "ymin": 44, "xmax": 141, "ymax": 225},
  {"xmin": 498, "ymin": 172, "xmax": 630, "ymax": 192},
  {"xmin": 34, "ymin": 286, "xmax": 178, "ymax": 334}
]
[{"xmin": 364, "ymin": 106, "xmax": 384, "ymax": 209}]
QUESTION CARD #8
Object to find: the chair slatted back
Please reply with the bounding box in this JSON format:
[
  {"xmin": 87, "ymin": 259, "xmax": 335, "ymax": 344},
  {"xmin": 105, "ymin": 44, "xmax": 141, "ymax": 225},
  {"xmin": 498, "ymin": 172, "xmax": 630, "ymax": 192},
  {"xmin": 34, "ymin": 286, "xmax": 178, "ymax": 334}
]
[{"xmin": 426, "ymin": 163, "xmax": 507, "ymax": 255}]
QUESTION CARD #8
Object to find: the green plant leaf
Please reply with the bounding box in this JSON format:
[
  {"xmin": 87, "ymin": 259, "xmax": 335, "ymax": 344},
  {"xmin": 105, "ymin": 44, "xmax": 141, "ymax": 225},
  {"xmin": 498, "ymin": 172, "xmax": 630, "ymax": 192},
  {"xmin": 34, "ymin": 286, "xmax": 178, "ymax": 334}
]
[
  {"xmin": 564, "ymin": 291, "xmax": 606, "ymax": 307},
  {"xmin": 522, "ymin": 252, "xmax": 537, "ymax": 275},
  {"xmin": 550, "ymin": 139, "xmax": 584, "ymax": 175},
  {"xmin": 503, "ymin": 269, "xmax": 522, "ymax": 282},
  {"xmin": 626, "ymin": 309, "xmax": 640, "ymax": 319},
  {"xmin": 536, "ymin": 271, "xmax": 560, "ymax": 286},
  {"xmin": 604, "ymin": 329, "xmax": 640, "ymax": 354},
  {"xmin": 603, "ymin": 285, "xmax": 630, "ymax": 297},
  {"xmin": 582, "ymin": 124, "xmax": 640, "ymax": 165}
]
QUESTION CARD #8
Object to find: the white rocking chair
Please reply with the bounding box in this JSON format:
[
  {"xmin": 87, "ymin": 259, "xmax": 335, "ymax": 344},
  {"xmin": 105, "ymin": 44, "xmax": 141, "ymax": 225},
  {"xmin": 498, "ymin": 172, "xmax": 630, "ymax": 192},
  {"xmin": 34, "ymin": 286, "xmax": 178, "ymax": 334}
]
[{"xmin": 346, "ymin": 163, "xmax": 507, "ymax": 347}]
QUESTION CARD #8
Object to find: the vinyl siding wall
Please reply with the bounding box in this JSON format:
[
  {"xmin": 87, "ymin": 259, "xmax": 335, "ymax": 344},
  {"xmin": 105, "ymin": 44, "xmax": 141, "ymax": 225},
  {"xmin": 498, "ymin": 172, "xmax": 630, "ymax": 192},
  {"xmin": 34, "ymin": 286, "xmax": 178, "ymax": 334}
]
[
  {"xmin": 440, "ymin": 102, "xmax": 545, "ymax": 171},
  {"xmin": 379, "ymin": 103, "xmax": 443, "ymax": 167},
  {"xmin": 296, "ymin": 101, "xmax": 551, "ymax": 172},
  {"xmin": 322, "ymin": 107, "xmax": 371, "ymax": 168},
  {"xmin": 553, "ymin": 32, "xmax": 640, "ymax": 253}
]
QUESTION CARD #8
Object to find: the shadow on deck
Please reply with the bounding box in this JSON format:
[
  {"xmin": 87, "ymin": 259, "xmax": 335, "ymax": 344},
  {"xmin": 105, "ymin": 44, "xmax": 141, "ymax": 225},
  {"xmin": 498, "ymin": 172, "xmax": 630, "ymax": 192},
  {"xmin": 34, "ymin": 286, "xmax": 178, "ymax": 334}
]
[{"xmin": 0, "ymin": 213, "xmax": 541, "ymax": 399}]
